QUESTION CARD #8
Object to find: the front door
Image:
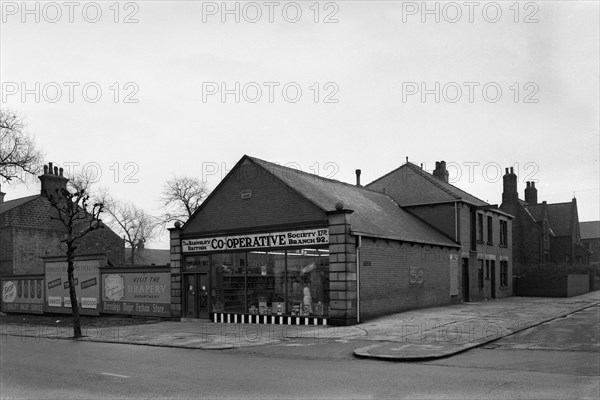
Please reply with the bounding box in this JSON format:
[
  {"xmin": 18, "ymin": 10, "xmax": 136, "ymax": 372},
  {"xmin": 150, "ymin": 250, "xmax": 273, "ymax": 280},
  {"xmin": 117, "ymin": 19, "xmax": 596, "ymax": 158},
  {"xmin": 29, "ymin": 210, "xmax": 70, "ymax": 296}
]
[
  {"xmin": 462, "ymin": 258, "xmax": 469, "ymax": 302},
  {"xmin": 491, "ymin": 261, "xmax": 497, "ymax": 299},
  {"xmin": 185, "ymin": 273, "xmax": 209, "ymax": 319}
]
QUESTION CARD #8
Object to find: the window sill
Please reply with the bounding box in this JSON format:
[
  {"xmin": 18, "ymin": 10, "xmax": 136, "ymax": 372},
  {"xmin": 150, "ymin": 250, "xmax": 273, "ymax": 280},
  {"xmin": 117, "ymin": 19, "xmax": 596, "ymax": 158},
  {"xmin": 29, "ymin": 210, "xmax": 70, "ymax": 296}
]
[{"xmin": 499, "ymin": 244, "xmax": 508, "ymax": 248}]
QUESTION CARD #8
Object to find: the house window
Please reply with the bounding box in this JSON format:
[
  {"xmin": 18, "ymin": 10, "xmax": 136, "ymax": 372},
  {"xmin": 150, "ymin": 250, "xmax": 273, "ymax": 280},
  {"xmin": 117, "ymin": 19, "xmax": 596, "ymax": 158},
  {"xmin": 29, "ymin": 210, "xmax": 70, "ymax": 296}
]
[
  {"xmin": 478, "ymin": 259, "xmax": 484, "ymax": 289},
  {"xmin": 499, "ymin": 220, "xmax": 508, "ymax": 246},
  {"xmin": 485, "ymin": 260, "xmax": 490, "ymax": 279},
  {"xmin": 500, "ymin": 261, "xmax": 508, "ymax": 287},
  {"xmin": 477, "ymin": 213, "xmax": 484, "ymax": 243},
  {"xmin": 487, "ymin": 216, "xmax": 493, "ymax": 244}
]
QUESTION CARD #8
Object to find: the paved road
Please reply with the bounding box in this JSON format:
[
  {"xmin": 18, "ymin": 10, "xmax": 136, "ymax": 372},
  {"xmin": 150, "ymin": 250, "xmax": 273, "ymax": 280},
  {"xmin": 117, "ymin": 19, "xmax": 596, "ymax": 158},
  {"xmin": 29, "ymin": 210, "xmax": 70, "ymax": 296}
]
[
  {"xmin": 2, "ymin": 307, "xmax": 598, "ymax": 400},
  {"xmin": 0, "ymin": 314, "xmax": 599, "ymax": 399}
]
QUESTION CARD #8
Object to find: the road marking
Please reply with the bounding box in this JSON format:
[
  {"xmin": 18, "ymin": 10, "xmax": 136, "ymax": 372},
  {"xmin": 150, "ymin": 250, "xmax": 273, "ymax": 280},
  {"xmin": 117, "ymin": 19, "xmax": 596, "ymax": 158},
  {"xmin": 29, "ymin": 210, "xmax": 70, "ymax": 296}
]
[{"xmin": 100, "ymin": 372, "xmax": 130, "ymax": 379}]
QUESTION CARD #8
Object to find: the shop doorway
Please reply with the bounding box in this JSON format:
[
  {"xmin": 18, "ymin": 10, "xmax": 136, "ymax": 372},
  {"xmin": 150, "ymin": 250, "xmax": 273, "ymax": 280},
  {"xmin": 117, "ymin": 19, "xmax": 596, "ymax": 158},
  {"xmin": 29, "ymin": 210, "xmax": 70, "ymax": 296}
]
[
  {"xmin": 462, "ymin": 258, "xmax": 469, "ymax": 302},
  {"xmin": 185, "ymin": 273, "xmax": 209, "ymax": 319},
  {"xmin": 491, "ymin": 261, "xmax": 497, "ymax": 299}
]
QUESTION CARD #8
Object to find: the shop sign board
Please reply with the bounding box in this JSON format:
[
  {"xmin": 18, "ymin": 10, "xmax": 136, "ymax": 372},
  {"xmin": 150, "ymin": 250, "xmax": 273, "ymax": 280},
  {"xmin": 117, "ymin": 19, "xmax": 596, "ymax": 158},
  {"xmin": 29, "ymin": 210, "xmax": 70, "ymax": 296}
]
[
  {"xmin": 101, "ymin": 270, "xmax": 171, "ymax": 317},
  {"xmin": 45, "ymin": 260, "xmax": 101, "ymax": 315},
  {"xmin": 183, "ymin": 228, "xmax": 329, "ymax": 253},
  {"xmin": 1, "ymin": 276, "xmax": 45, "ymax": 314}
]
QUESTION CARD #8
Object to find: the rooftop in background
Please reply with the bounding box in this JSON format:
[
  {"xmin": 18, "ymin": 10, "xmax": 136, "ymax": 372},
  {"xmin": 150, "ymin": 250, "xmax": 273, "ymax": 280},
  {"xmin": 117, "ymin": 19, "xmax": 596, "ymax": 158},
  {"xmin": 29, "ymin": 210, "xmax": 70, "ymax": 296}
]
[
  {"xmin": 366, "ymin": 162, "xmax": 489, "ymax": 207},
  {"xmin": 132, "ymin": 247, "xmax": 170, "ymax": 266},
  {"xmin": 580, "ymin": 221, "xmax": 600, "ymax": 240}
]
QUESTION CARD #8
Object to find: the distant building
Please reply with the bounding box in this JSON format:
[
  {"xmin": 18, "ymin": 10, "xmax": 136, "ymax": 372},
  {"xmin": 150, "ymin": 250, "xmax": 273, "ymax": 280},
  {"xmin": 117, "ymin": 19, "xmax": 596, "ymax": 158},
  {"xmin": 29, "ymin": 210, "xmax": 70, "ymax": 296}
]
[
  {"xmin": 0, "ymin": 163, "xmax": 125, "ymax": 276},
  {"xmin": 580, "ymin": 221, "xmax": 600, "ymax": 266},
  {"xmin": 131, "ymin": 243, "xmax": 170, "ymax": 267},
  {"xmin": 499, "ymin": 167, "xmax": 589, "ymax": 273}
]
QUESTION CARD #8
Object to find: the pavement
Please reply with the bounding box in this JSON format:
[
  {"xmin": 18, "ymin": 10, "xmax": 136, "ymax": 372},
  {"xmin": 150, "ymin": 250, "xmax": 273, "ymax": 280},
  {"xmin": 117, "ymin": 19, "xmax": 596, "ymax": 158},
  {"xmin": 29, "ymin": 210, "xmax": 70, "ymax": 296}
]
[{"xmin": 2, "ymin": 291, "xmax": 599, "ymax": 361}]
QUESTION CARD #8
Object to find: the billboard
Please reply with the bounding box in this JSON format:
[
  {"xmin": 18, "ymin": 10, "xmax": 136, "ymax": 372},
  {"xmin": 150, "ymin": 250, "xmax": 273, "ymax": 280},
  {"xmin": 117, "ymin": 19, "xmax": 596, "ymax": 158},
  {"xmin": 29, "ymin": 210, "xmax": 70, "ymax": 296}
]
[
  {"xmin": 101, "ymin": 269, "xmax": 171, "ymax": 317},
  {"xmin": 1, "ymin": 276, "xmax": 45, "ymax": 314},
  {"xmin": 45, "ymin": 259, "xmax": 101, "ymax": 315}
]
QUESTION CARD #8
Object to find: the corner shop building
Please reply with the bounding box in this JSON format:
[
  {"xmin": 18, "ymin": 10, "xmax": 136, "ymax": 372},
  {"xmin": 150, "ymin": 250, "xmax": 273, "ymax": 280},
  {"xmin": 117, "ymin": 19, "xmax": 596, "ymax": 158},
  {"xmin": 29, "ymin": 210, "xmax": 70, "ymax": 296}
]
[{"xmin": 169, "ymin": 156, "xmax": 461, "ymax": 326}]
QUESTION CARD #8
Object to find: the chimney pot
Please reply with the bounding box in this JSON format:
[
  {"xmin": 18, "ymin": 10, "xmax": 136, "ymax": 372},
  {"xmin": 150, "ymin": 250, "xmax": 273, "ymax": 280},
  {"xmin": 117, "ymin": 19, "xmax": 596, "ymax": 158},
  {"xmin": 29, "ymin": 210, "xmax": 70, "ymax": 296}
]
[
  {"xmin": 355, "ymin": 169, "xmax": 362, "ymax": 187},
  {"xmin": 432, "ymin": 160, "xmax": 449, "ymax": 183},
  {"xmin": 39, "ymin": 162, "xmax": 68, "ymax": 195},
  {"xmin": 510, "ymin": 167, "xmax": 514, "ymax": 174},
  {"xmin": 59, "ymin": 167, "xmax": 64, "ymax": 177},
  {"xmin": 505, "ymin": 168, "xmax": 509, "ymax": 174},
  {"xmin": 524, "ymin": 179, "xmax": 538, "ymax": 205}
]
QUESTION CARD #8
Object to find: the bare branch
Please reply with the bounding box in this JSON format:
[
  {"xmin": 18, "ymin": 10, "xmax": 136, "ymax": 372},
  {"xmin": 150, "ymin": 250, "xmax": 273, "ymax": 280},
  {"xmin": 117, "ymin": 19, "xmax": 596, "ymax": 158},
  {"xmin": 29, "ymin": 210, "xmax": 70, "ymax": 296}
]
[
  {"xmin": 0, "ymin": 108, "xmax": 44, "ymax": 183},
  {"xmin": 159, "ymin": 176, "xmax": 209, "ymax": 226}
]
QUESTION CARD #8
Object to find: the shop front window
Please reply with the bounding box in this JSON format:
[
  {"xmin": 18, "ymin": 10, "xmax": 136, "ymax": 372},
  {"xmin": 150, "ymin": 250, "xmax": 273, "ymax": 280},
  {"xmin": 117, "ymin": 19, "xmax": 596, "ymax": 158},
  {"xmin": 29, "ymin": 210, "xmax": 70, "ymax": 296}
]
[
  {"xmin": 286, "ymin": 248, "xmax": 329, "ymax": 317},
  {"xmin": 211, "ymin": 253, "xmax": 246, "ymax": 313},
  {"xmin": 209, "ymin": 248, "xmax": 329, "ymax": 317},
  {"xmin": 247, "ymin": 251, "xmax": 286, "ymax": 315}
]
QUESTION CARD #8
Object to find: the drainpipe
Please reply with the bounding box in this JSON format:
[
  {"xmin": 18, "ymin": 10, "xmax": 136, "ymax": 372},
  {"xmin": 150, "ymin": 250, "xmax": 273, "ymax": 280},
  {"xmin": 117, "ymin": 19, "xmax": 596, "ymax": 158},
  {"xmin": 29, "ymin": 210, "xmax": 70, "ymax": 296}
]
[{"xmin": 356, "ymin": 235, "xmax": 362, "ymax": 323}]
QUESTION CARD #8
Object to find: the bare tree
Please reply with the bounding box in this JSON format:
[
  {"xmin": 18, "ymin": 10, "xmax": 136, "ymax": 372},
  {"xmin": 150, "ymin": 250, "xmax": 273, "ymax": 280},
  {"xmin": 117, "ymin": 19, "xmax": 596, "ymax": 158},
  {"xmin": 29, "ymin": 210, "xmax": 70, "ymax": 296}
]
[
  {"xmin": 43, "ymin": 181, "xmax": 104, "ymax": 338},
  {"xmin": 160, "ymin": 176, "xmax": 209, "ymax": 225},
  {"xmin": 0, "ymin": 108, "xmax": 43, "ymax": 183},
  {"xmin": 100, "ymin": 194, "xmax": 160, "ymax": 264}
]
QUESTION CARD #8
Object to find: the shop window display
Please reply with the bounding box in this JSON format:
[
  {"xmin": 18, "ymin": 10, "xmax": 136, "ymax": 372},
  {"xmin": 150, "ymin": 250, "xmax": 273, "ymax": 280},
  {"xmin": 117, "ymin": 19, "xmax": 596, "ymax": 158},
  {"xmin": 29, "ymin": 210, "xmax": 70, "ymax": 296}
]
[
  {"xmin": 211, "ymin": 253, "xmax": 246, "ymax": 313},
  {"xmin": 286, "ymin": 248, "xmax": 329, "ymax": 316},
  {"xmin": 209, "ymin": 248, "xmax": 329, "ymax": 317},
  {"xmin": 247, "ymin": 251, "xmax": 286, "ymax": 315}
]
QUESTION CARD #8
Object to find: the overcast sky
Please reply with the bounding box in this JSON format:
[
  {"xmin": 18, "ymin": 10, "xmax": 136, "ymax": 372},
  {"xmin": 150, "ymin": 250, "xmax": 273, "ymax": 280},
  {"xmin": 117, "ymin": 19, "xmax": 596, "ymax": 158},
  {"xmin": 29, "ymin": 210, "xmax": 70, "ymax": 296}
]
[{"xmin": 1, "ymin": 0, "xmax": 598, "ymax": 249}]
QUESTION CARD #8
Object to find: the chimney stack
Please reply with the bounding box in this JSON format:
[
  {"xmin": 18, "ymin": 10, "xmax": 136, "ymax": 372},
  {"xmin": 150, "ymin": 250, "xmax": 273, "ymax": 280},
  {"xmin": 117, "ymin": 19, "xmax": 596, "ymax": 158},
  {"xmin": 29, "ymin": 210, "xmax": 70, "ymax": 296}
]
[
  {"xmin": 355, "ymin": 169, "xmax": 362, "ymax": 187},
  {"xmin": 501, "ymin": 166, "xmax": 518, "ymax": 206},
  {"xmin": 39, "ymin": 162, "xmax": 69, "ymax": 196},
  {"xmin": 0, "ymin": 184, "xmax": 5, "ymax": 203},
  {"xmin": 524, "ymin": 181, "xmax": 538, "ymax": 204},
  {"xmin": 432, "ymin": 160, "xmax": 449, "ymax": 183}
]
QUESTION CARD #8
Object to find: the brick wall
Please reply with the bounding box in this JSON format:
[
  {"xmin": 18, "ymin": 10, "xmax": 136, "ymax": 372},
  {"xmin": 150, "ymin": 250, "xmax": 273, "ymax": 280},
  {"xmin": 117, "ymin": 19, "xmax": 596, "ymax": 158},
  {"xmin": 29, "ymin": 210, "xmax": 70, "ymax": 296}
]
[
  {"xmin": 1, "ymin": 196, "xmax": 124, "ymax": 275},
  {"xmin": 359, "ymin": 238, "xmax": 455, "ymax": 321},
  {"xmin": 406, "ymin": 203, "xmax": 457, "ymax": 241}
]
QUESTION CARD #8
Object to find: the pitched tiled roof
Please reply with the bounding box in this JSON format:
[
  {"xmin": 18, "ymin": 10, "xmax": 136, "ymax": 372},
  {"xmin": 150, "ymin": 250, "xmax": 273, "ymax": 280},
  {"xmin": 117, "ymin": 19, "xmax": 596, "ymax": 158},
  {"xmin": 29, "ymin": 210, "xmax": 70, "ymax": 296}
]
[
  {"xmin": 249, "ymin": 156, "xmax": 458, "ymax": 247},
  {"xmin": 580, "ymin": 221, "xmax": 600, "ymax": 240},
  {"xmin": 546, "ymin": 202, "xmax": 573, "ymax": 237},
  {"xmin": 524, "ymin": 203, "xmax": 544, "ymax": 222},
  {"xmin": 366, "ymin": 162, "xmax": 488, "ymax": 207},
  {"xmin": 0, "ymin": 194, "xmax": 41, "ymax": 215}
]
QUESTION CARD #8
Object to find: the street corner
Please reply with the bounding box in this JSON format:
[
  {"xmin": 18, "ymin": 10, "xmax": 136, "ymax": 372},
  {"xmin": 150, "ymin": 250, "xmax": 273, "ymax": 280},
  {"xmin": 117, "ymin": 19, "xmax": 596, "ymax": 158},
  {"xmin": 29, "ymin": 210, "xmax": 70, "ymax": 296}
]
[{"xmin": 353, "ymin": 341, "xmax": 467, "ymax": 362}]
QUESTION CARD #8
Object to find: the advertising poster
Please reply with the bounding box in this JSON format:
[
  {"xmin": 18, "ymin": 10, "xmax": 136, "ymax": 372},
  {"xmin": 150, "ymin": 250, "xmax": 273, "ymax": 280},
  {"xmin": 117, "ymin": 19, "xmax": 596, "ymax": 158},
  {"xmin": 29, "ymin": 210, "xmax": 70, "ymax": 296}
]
[
  {"xmin": 45, "ymin": 260, "xmax": 101, "ymax": 315},
  {"xmin": 1, "ymin": 276, "xmax": 45, "ymax": 314},
  {"xmin": 101, "ymin": 270, "xmax": 171, "ymax": 317}
]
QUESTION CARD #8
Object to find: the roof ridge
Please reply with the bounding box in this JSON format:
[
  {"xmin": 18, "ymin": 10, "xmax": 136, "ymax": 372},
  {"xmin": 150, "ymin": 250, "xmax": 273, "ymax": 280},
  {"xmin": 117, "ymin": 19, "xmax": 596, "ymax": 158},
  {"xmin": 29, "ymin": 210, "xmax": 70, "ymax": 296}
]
[{"xmin": 248, "ymin": 155, "xmax": 388, "ymax": 196}]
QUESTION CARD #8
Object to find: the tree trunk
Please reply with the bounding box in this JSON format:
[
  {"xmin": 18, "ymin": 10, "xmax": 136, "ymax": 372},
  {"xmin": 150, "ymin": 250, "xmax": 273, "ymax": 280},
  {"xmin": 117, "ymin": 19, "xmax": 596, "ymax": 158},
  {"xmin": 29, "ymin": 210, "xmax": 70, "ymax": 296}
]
[
  {"xmin": 130, "ymin": 245, "xmax": 135, "ymax": 265},
  {"xmin": 67, "ymin": 250, "xmax": 82, "ymax": 338}
]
